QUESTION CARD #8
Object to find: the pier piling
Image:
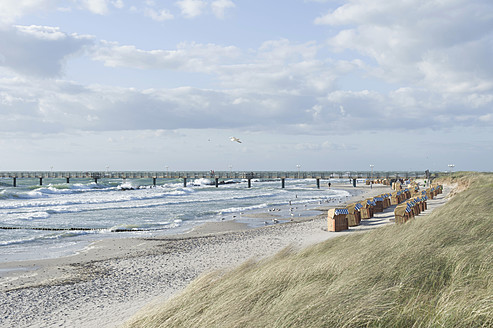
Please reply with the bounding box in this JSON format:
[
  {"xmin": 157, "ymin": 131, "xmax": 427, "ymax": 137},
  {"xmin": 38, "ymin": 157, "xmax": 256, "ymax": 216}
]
[{"xmin": 281, "ymin": 178, "xmax": 285, "ymax": 188}]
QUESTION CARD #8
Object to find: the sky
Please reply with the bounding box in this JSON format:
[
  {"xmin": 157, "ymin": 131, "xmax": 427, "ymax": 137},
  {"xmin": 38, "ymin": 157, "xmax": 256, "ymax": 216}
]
[{"xmin": 0, "ymin": 0, "xmax": 492, "ymax": 172}]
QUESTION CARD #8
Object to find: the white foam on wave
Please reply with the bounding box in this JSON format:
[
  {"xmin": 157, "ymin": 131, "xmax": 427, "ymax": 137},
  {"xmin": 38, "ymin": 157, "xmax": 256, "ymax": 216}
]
[
  {"xmin": 70, "ymin": 183, "xmax": 101, "ymax": 190},
  {"xmin": 2, "ymin": 211, "xmax": 52, "ymax": 222},
  {"xmin": 22, "ymin": 190, "xmax": 48, "ymax": 199},
  {"xmin": 0, "ymin": 229, "xmax": 97, "ymax": 247},
  {"xmin": 0, "ymin": 189, "xmax": 217, "ymax": 217},
  {"xmin": 0, "ymin": 188, "xmax": 171, "ymax": 210},
  {"xmin": 46, "ymin": 207, "xmax": 81, "ymax": 214},
  {"xmin": 117, "ymin": 181, "xmax": 139, "ymax": 190},
  {"xmin": 0, "ymin": 235, "xmax": 43, "ymax": 246},
  {"xmin": 0, "ymin": 182, "xmax": 253, "ymax": 213},
  {"xmin": 190, "ymin": 178, "xmax": 214, "ymax": 186},
  {"xmin": 166, "ymin": 187, "xmax": 195, "ymax": 196},
  {"xmin": 22, "ymin": 211, "xmax": 51, "ymax": 220},
  {"xmin": 0, "ymin": 189, "xmax": 19, "ymax": 200},
  {"xmin": 109, "ymin": 219, "xmax": 181, "ymax": 232},
  {"xmin": 219, "ymin": 203, "xmax": 269, "ymax": 214},
  {"xmin": 37, "ymin": 183, "xmax": 104, "ymax": 194},
  {"xmin": 0, "ymin": 183, "xmax": 103, "ymax": 201}
]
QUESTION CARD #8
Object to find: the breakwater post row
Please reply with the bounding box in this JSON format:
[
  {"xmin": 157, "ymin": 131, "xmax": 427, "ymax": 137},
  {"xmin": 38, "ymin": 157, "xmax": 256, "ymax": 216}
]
[{"xmin": 0, "ymin": 171, "xmax": 436, "ymax": 188}]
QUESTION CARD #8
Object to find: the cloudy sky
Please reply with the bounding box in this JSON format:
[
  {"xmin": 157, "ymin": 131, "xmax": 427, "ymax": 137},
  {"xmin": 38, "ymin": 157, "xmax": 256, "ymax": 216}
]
[{"xmin": 0, "ymin": 0, "xmax": 491, "ymax": 172}]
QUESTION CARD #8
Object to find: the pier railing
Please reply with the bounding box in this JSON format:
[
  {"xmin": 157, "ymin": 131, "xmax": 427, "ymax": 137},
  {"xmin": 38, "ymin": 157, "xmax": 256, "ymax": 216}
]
[
  {"xmin": 0, "ymin": 170, "xmax": 434, "ymax": 180},
  {"xmin": 0, "ymin": 170, "xmax": 437, "ymax": 188}
]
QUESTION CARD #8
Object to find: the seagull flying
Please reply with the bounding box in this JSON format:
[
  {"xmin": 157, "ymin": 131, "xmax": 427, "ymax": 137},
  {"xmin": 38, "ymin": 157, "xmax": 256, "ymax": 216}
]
[{"xmin": 230, "ymin": 136, "xmax": 242, "ymax": 143}]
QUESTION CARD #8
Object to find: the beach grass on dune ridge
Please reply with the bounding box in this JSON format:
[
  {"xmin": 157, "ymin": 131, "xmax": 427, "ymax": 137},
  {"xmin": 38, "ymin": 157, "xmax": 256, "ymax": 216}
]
[{"xmin": 124, "ymin": 173, "xmax": 493, "ymax": 328}]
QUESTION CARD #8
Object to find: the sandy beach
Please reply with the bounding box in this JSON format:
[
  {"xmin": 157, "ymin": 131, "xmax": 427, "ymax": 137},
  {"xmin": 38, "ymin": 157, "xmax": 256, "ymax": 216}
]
[{"xmin": 0, "ymin": 183, "xmax": 450, "ymax": 328}]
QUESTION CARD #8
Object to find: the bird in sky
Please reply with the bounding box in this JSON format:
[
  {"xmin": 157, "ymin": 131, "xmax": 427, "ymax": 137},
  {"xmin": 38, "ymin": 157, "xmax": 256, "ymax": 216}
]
[{"xmin": 230, "ymin": 136, "xmax": 242, "ymax": 143}]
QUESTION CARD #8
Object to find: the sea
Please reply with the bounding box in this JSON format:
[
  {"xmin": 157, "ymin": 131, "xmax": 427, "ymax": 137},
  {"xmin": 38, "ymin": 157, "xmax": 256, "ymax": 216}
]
[{"xmin": 0, "ymin": 177, "xmax": 358, "ymax": 263}]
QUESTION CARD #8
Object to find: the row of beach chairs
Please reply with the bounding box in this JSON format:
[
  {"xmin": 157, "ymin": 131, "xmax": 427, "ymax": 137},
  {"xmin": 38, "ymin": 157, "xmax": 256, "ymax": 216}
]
[
  {"xmin": 394, "ymin": 184, "xmax": 442, "ymax": 224},
  {"xmin": 327, "ymin": 183, "xmax": 443, "ymax": 232}
]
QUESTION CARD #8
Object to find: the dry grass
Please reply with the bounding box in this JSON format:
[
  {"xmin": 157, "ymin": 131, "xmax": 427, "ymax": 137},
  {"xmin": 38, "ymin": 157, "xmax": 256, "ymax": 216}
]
[{"xmin": 124, "ymin": 173, "xmax": 493, "ymax": 328}]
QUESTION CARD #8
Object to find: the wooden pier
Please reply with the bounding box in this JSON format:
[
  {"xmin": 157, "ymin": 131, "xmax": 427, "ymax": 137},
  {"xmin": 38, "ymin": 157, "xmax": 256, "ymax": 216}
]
[{"xmin": 0, "ymin": 171, "xmax": 434, "ymax": 188}]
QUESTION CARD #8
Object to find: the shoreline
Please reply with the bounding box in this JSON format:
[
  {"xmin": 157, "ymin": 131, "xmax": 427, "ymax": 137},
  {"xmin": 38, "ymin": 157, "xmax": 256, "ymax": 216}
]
[
  {"xmin": 0, "ymin": 181, "xmax": 356, "ymax": 265},
  {"xmin": 0, "ymin": 183, "xmax": 370, "ymax": 272},
  {"xmin": 0, "ymin": 182, "xmax": 358, "ymax": 265},
  {"xmin": 0, "ymin": 183, "xmax": 439, "ymax": 328}
]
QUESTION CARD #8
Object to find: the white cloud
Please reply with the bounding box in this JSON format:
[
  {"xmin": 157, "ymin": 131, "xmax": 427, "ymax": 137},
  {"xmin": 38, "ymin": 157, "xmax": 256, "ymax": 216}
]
[
  {"xmin": 216, "ymin": 39, "xmax": 335, "ymax": 95},
  {"xmin": 0, "ymin": 25, "xmax": 93, "ymax": 77},
  {"xmin": 144, "ymin": 8, "xmax": 174, "ymax": 21},
  {"xmin": 479, "ymin": 113, "xmax": 492, "ymax": 122},
  {"xmin": 78, "ymin": 0, "xmax": 110, "ymax": 15},
  {"xmin": 14, "ymin": 25, "xmax": 67, "ymax": 40},
  {"xmin": 2, "ymin": 68, "xmax": 489, "ymax": 137},
  {"xmin": 111, "ymin": 0, "xmax": 124, "ymax": 9},
  {"xmin": 0, "ymin": 70, "xmax": 313, "ymax": 134},
  {"xmin": 319, "ymin": 0, "xmax": 493, "ymax": 95},
  {"xmin": 0, "ymin": 0, "xmax": 54, "ymax": 26},
  {"xmin": 0, "ymin": 0, "xmax": 234, "ymax": 27},
  {"xmin": 0, "ymin": 0, "xmax": 127, "ymax": 25},
  {"xmin": 92, "ymin": 41, "xmax": 240, "ymax": 72},
  {"xmin": 211, "ymin": 0, "xmax": 235, "ymax": 19},
  {"xmin": 175, "ymin": 0, "xmax": 207, "ymax": 18},
  {"xmin": 258, "ymin": 39, "xmax": 318, "ymax": 62}
]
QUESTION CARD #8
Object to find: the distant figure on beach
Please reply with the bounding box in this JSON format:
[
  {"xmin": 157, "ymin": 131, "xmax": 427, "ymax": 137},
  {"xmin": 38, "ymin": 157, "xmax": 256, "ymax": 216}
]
[{"xmin": 328, "ymin": 182, "xmax": 331, "ymax": 188}]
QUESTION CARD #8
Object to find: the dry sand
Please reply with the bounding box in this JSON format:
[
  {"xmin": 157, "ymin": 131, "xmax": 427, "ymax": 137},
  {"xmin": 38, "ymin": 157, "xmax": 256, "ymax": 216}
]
[{"xmin": 0, "ymin": 184, "xmax": 450, "ymax": 328}]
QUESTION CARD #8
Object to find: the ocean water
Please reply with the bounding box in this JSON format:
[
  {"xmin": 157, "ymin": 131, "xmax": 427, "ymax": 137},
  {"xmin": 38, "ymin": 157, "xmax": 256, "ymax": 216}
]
[{"xmin": 0, "ymin": 177, "xmax": 355, "ymax": 263}]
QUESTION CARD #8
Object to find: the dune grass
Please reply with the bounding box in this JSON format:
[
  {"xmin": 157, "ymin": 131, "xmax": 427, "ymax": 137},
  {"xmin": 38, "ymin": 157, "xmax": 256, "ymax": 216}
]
[{"xmin": 124, "ymin": 173, "xmax": 493, "ymax": 327}]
